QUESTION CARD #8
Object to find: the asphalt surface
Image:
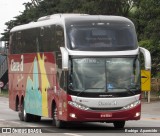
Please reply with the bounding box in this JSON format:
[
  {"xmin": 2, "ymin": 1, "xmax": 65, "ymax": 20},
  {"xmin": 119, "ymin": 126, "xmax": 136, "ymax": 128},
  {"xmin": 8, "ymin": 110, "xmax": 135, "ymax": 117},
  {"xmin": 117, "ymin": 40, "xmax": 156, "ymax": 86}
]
[
  {"xmin": 0, "ymin": 96, "xmax": 160, "ymax": 136},
  {"xmin": 141, "ymin": 100, "xmax": 160, "ymax": 120}
]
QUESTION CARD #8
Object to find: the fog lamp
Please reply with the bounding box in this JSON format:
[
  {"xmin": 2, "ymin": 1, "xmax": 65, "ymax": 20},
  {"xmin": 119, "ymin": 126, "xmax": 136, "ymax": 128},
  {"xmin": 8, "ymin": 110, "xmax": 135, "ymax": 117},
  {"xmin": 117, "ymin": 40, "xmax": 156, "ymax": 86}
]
[
  {"xmin": 135, "ymin": 112, "xmax": 140, "ymax": 117},
  {"xmin": 69, "ymin": 113, "xmax": 76, "ymax": 118}
]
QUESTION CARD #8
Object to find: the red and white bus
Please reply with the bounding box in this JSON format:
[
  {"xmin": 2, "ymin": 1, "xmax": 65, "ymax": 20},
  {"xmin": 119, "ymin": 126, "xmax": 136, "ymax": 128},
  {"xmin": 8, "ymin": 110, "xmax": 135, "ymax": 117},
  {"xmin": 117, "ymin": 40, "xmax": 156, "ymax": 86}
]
[{"xmin": 8, "ymin": 14, "xmax": 151, "ymax": 128}]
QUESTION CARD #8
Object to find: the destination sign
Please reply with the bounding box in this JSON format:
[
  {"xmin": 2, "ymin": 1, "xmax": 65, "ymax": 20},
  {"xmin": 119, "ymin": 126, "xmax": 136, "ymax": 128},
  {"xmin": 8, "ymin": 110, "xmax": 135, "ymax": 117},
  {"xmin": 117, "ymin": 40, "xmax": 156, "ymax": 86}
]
[
  {"xmin": 74, "ymin": 58, "xmax": 131, "ymax": 65},
  {"xmin": 74, "ymin": 58, "xmax": 104, "ymax": 64}
]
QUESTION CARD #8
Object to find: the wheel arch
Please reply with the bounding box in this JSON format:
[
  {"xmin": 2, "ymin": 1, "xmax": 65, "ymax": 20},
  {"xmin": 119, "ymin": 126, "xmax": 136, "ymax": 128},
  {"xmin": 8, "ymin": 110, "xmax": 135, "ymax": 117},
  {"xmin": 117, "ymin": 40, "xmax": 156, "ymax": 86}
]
[
  {"xmin": 15, "ymin": 95, "xmax": 19, "ymax": 111},
  {"xmin": 21, "ymin": 95, "xmax": 24, "ymax": 106},
  {"xmin": 51, "ymin": 99, "xmax": 56, "ymax": 118}
]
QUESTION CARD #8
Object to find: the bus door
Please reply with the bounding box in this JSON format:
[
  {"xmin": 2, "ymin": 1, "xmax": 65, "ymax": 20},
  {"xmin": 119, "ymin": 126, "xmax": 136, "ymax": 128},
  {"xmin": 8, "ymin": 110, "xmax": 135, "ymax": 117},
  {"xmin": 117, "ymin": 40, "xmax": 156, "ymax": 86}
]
[{"xmin": 57, "ymin": 71, "xmax": 68, "ymax": 120}]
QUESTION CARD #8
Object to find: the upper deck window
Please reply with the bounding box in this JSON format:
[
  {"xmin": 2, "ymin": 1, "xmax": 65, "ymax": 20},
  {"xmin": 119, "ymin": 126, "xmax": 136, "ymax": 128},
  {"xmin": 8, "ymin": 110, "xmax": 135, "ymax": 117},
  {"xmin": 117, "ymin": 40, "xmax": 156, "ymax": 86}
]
[
  {"xmin": 10, "ymin": 25, "xmax": 64, "ymax": 54},
  {"xmin": 66, "ymin": 21, "xmax": 138, "ymax": 51}
]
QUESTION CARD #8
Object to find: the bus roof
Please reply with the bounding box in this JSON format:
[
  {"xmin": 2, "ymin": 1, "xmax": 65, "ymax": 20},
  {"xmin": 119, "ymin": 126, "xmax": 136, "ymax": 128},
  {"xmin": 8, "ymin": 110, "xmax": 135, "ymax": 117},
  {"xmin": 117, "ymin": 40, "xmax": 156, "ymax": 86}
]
[{"xmin": 10, "ymin": 14, "xmax": 134, "ymax": 32}]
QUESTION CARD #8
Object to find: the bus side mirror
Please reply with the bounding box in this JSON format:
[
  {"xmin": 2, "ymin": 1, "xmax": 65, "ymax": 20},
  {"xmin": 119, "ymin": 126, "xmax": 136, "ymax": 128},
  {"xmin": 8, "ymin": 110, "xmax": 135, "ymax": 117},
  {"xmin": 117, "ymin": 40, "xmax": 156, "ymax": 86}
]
[
  {"xmin": 60, "ymin": 47, "xmax": 69, "ymax": 71},
  {"xmin": 139, "ymin": 47, "xmax": 151, "ymax": 70}
]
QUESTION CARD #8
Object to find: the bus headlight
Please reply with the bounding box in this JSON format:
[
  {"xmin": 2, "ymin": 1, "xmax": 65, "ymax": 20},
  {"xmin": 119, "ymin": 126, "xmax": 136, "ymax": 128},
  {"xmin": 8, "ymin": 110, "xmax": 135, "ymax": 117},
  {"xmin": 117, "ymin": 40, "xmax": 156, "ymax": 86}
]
[
  {"xmin": 122, "ymin": 100, "xmax": 140, "ymax": 110},
  {"xmin": 68, "ymin": 101, "xmax": 89, "ymax": 110}
]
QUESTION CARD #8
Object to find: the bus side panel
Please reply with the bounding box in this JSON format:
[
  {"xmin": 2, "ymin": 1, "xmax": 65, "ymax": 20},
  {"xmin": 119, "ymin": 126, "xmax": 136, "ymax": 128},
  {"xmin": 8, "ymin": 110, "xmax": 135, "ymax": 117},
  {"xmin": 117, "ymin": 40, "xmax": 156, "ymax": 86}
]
[
  {"xmin": 8, "ymin": 53, "xmax": 56, "ymax": 118},
  {"xmin": 37, "ymin": 52, "xmax": 56, "ymax": 118},
  {"xmin": 8, "ymin": 55, "xmax": 25, "ymax": 111}
]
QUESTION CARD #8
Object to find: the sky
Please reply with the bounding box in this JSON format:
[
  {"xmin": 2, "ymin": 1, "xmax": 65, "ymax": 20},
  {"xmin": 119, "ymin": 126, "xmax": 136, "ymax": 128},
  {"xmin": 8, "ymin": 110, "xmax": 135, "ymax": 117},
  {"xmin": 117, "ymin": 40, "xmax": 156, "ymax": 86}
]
[{"xmin": 0, "ymin": 0, "xmax": 31, "ymax": 38}]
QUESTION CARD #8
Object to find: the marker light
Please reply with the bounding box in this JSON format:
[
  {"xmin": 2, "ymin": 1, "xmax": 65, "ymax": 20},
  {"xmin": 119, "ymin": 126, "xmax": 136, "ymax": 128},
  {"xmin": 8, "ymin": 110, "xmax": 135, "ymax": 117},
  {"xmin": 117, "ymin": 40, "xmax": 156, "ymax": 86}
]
[
  {"xmin": 68, "ymin": 101, "xmax": 89, "ymax": 110},
  {"xmin": 122, "ymin": 100, "xmax": 141, "ymax": 110}
]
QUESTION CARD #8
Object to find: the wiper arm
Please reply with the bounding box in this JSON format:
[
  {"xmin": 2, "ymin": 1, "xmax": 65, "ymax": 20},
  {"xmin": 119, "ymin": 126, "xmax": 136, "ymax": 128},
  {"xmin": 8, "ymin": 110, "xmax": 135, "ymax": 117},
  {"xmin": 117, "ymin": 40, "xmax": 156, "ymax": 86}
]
[
  {"xmin": 126, "ymin": 88, "xmax": 136, "ymax": 95},
  {"xmin": 77, "ymin": 88, "xmax": 105, "ymax": 96},
  {"xmin": 77, "ymin": 88, "xmax": 86, "ymax": 96}
]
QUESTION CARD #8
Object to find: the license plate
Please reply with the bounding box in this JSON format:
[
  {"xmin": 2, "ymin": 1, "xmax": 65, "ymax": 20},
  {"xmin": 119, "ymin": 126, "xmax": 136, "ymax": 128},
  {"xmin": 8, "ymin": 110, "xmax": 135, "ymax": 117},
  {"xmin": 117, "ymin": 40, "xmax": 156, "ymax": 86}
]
[{"xmin": 100, "ymin": 113, "xmax": 112, "ymax": 118}]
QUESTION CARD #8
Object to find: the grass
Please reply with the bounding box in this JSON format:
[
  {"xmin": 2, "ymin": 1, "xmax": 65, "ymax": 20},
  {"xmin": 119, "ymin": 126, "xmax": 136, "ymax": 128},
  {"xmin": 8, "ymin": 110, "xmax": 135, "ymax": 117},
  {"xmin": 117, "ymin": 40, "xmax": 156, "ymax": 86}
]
[{"xmin": 0, "ymin": 89, "xmax": 8, "ymax": 97}]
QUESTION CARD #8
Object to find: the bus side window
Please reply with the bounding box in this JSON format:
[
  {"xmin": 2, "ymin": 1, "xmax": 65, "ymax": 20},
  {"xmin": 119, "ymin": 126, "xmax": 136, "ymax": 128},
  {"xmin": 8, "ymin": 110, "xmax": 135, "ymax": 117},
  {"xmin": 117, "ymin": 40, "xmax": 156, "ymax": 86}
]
[
  {"xmin": 10, "ymin": 31, "xmax": 24, "ymax": 54},
  {"xmin": 60, "ymin": 71, "xmax": 67, "ymax": 91},
  {"xmin": 16, "ymin": 31, "xmax": 22, "ymax": 54},
  {"xmin": 51, "ymin": 25, "xmax": 56, "ymax": 51},
  {"xmin": 10, "ymin": 33, "xmax": 16, "ymax": 54},
  {"xmin": 39, "ymin": 25, "xmax": 55, "ymax": 52},
  {"xmin": 23, "ymin": 29, "xmax": 37, "ymax": 53},
  {"xmin": 55, "ymin": 25, "xmax": 64, "ymax": 50},
  {"xmin": 44, "ymin": 25, "xmax": 53, "ymax": 52},
  {"xmin": 39, "ymin": 27, "xmax": 45, "ymax": 52}
]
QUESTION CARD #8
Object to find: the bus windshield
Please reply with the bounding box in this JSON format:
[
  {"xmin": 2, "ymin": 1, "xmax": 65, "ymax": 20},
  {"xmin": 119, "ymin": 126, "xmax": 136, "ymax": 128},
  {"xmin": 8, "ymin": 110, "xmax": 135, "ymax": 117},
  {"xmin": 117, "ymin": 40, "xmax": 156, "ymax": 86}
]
[
  {"xmin": 67, "ymin": 22, "xmax": 138, "ymax": 51},
  {"xmin": 69, "ymin": 57, "xmax": 140, "ymax": 95}
]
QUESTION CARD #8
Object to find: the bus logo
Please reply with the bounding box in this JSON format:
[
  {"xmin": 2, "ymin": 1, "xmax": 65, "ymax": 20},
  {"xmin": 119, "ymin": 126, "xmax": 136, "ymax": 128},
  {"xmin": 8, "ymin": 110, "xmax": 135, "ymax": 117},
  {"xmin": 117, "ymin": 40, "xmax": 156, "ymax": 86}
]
[
  {"xmin": 11, "ymin": 55, "xmax": 24, "ymax": 72},
  {"xmin": 98, "ymin": 101, "xmax": 117, "ymax": 106}
]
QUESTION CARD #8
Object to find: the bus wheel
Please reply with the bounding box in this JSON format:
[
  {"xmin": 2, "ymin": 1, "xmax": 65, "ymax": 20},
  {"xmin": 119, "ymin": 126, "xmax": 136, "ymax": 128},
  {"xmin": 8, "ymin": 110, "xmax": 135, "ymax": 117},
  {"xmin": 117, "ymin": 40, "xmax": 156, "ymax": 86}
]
[
  {"xmin": 18, "ymin": 106, "xmax": 24, "ymax": 121},
  {"xmin": 113, "ymin": 121, "xmax": 125, "ymax": 128},
  {"xmin": 18, "ymin": 100, "xmax": 32, "ymax": 122},
  {"xmin": 52, "ymin": 107, "xmax": 65, "ymax": 128}
]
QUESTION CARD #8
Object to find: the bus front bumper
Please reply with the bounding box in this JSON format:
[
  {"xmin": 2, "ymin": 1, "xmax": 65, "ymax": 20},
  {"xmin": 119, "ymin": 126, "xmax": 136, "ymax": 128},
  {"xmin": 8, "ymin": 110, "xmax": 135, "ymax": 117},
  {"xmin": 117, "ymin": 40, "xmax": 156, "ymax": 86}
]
[{"xmin": 67, "ymin": 104, "xmax": 141, "ymax": 122}]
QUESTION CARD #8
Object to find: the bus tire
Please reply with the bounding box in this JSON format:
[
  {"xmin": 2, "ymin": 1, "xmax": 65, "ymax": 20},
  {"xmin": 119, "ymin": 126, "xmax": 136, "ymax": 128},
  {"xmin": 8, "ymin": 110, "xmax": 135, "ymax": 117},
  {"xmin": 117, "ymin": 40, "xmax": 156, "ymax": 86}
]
[
  {"xmin": 52, "ymin": 106, "xmax": 65, "ymax": 128},
  {"xmin": 18, "ymin": 100, "xmax": 32, "ymax": 122},
  {"xmin": 113, "ymin": 121, "xmax": 125, "ymax": 128},
  {"xmin": 18, "ymin": 101, "xmax": 24, "ymax": 121},
  {"xmin": 18, "ymin": 110, "xmax": 24, "ymax": 121}
]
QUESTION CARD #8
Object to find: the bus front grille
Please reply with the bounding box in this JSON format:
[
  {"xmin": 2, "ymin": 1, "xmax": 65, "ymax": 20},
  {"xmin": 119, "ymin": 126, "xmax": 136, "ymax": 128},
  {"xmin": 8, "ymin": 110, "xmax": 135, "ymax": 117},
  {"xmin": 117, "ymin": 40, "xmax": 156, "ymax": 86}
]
[{"xmin": 90, "ymin": 107, "xmax": 123, "ymax": 111}]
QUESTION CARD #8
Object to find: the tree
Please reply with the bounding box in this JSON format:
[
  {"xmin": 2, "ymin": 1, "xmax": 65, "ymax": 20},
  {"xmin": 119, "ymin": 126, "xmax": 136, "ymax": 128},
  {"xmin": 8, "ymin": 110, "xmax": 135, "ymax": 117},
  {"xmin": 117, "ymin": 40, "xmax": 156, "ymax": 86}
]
[
  {"xmin": 133, "ymin": 0, "xmax": 160, "ymax": 77},
  {"xmin": 3, "ymin": 0, "xmax": 159, "ymax": 77},
  {"xmin": 79, "ymin": 0, "xmax": 134, "ymax": 16},
  {"xmin": 1, "ymin": 0, "xmax": 135, "ymax": 41}
]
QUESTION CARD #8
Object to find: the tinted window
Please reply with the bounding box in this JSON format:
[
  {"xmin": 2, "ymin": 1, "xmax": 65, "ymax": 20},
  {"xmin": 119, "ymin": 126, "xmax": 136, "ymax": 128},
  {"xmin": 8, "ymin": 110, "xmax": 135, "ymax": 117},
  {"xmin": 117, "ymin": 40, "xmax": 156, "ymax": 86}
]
[
  {"xmin": 10, "ymin": 33, "xmax": 17, "ymax": 54},
  {"xmin": 66, "ymin": 21, "xmax": 138, "ymax": 51},
  {"xmin": 10, "ymin": 25, "xmax": 65, "ymax": 54},
  {"xmin": 38, "ymin": 25, "xmax": 55, "ymax": 52},
  {"xmin": 10, "ymin": 29, "xmax": 38, "ymax": 54},
  {"xmin": 55, "ymin": 25, "xmax": 65, "ymax": 51},
  {"xmin": 22, "ymin": 28, "xmax": 38, "ymax": 53}
]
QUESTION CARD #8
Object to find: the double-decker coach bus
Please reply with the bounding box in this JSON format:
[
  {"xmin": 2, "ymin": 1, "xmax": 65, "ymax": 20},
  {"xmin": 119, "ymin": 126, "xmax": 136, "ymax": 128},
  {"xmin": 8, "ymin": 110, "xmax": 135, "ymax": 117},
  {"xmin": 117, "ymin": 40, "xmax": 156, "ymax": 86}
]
[{"xmin": 8, "ymin": 14, "xmax": 151, "ymax": 128}]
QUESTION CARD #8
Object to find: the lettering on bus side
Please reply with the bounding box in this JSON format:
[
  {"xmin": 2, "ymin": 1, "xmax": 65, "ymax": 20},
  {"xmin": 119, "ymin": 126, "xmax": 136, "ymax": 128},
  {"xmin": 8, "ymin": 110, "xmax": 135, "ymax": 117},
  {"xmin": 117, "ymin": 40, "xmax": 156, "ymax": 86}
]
[{"xmin": 11, "ymin": 55, "xmax": 24, "ymax": 72}]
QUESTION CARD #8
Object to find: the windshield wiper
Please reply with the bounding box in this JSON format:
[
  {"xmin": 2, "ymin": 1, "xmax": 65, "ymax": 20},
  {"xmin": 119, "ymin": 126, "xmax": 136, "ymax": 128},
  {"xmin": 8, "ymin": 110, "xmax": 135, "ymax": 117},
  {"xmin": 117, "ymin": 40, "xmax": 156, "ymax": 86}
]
[
  {"xmin": 77, "ymin": 88, "xmax": 105, "ymax": 96},
  {"xmin": 125, "ymin": 87, "xmax": 136, "ymax": 95}
]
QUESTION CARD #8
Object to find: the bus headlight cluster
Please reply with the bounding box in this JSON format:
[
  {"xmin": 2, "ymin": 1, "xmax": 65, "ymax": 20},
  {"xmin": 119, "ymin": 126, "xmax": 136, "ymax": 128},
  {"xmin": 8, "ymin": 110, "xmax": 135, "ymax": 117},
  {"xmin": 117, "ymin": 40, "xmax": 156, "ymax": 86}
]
[
  {"xmin": 122, "ymin": 100, "xmax": 140, "ymax": 110},
  {"xmin": 68, "ymin": 101, "xmax": 89, "ymax": 110}
]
